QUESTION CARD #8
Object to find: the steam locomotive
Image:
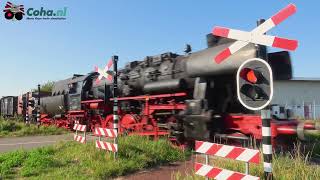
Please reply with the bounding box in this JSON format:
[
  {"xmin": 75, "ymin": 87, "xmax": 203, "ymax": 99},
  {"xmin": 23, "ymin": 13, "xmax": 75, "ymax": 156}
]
[{"xmin": 1, "ymin": 34, "xmax": 319, "ymax": 144}]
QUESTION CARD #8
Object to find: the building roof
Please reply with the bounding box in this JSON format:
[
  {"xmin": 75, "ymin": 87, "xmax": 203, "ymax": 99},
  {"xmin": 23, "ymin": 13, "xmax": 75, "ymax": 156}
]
[{"xmin": 290, "ymin": 77, "xmax": 320, "ymax": 81}]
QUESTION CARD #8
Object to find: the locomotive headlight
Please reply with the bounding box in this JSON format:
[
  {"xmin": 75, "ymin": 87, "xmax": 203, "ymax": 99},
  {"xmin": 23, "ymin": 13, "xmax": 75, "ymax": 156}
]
[{"xmin": 237, "ymin": 58, "xmax": 273, "ymax": 110}]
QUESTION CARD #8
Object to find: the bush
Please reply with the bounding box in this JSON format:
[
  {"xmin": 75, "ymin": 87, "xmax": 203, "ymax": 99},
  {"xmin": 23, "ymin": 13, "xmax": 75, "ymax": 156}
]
[
  {"xmin": 0, "ymin": 121, "xmax": 22, "ymax": 132},
  {"xmin": 0, "ymin": 118, "xmax": 68, "ymax": 137}
]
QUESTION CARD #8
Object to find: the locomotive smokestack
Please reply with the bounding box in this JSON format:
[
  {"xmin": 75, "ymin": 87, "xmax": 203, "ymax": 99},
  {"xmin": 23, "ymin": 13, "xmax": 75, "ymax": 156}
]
[{"xmin": 206, "ymin": 33, "xmax": 217, "ymax": 48}]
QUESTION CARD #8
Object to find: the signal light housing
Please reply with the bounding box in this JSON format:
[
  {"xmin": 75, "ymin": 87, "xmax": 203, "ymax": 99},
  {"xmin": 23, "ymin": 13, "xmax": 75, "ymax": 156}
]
[
  {"xmin": 236, "ymin": 58, "xmax": 273, "ymax": 110},
  {"xmin": 28, "ymin": 99, "xmax": 35, "ymax": 108}
]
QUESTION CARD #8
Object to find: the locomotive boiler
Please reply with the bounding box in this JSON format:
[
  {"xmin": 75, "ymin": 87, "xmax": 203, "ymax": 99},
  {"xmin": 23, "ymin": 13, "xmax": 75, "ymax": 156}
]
[{"xmin": 37, "ymin": 34, "xmax": 317, "ymax": 144}]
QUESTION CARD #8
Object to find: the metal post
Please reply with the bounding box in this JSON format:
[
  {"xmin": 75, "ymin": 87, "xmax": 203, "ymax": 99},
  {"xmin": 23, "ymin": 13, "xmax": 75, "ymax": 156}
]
[
  {"xmin": 245, "ymin": 162, "xmax": 249, "ymax": 175},
  {"xmin": 112, "ymin": 55, "xmax": 119, "ymax": 159},
  {"xmin": 302, "ymin": 100, "xmax": 305, "ymax": 119},
  {"xmin": 37, "ymin": 84, "xmax": 41, "ymax": 126},
  {"xmin": 313, "ymin": 100, "xmax": 316, "ymax": 120},
  {"xmin": 205, "ymin": 154, "xmax": 209, "ymax": 180},
  {"xmin": 255, "ymin": 19, "xmax": 273, "ymax": 179},
  {"xmin": 104, "ymin": 83, "xmax": 108, "ymax": 104},
  {"xmin": 261, "ymin": 109, "xmax": 273, "ymax": 180}
]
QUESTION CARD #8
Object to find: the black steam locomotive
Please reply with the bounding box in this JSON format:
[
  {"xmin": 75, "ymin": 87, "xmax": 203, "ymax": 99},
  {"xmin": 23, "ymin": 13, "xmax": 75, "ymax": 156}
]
[{"xmin": 34, "ymin": 33, "xmax": 312, "ymax": 144}]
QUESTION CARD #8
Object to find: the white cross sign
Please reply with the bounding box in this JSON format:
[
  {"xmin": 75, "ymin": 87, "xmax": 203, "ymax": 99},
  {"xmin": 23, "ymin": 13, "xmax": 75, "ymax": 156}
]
[
  {"xmin": 94, "ymin": 59, "xmax": 113, "ymax": 84},
  {"xmin": 212, "ymin": 4, "xmax": 298, "ymax": 64}
]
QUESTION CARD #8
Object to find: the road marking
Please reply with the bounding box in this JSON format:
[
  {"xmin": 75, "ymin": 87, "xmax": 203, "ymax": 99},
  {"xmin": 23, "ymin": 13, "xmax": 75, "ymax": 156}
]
[{"xmin": 0, "ymin": 140, "xmax": 72, "ymax": 146}]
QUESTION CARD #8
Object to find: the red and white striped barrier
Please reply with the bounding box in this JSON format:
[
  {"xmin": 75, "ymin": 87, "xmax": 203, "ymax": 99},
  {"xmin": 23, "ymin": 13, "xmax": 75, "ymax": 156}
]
[
  {"xmin": 195, "ymin": 141, "xmax": 260, "ymax": 179},
  {"xmin": 73, "ymin": 124, "xmax": 86, "ymax": 144},
  {"xmin": 73, "ymin": 124, "xmax": 86, "ymax": 131},
  {"xmin": 195, "ymin": 163, "xmax": 259, "ymax": 180},
  {"xmin": 96, "ymin": 140, "xmax": 118, "ymax": 152},
  {"xmin": 94, "ymin": 127, "xmax": 118, "ymax": 153},
  {"xmin": 74, "ymin": 134, "xmax": 86, "ymax": 144},
  {"xmin": 212, "ymin": 3, "xmax": 298, "ymax": 64},
  {"xmin": 195, "ymin": 141, "xmax": 260, "ymax": 164},
  {"xmin": 94, "ymin": 127, "xmax": 118, "ymax": 138}
]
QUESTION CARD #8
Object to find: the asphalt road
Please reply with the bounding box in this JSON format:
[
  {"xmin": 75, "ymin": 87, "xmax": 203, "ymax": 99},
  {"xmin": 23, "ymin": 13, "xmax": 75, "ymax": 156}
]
[{"xmin": 0, "ymin": 134, "xmax": 74, "ymax": 153}]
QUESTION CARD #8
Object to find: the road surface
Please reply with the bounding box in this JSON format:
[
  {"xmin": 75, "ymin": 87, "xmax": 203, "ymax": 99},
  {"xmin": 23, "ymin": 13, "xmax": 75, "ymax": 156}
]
[{"xmin": 0, "ymin": 134, "xmax": 74, "ymax": 153}]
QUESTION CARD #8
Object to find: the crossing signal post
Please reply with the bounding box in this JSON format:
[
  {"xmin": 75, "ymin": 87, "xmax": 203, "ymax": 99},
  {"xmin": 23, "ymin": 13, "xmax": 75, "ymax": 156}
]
[
  {"xmin": 213, "ymin": 4, "xmax": 299, "ymax": 179},
  {"xmin": 37, "ymin": 84, "xmax": 41, "ymax": 126},
  {"xmin": 25, "ymin": 92, "xmax": 29, "ymax": 125},
  {"xmin": 112, "ymin": 55, "xmax": 119, "ymax": 159}
]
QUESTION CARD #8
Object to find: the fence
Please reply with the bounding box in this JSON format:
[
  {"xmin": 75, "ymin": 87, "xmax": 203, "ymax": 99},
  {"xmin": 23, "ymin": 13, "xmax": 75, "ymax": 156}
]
[
  {"xmin": 272, "ymin": 102, "xmax": 320, "ymax": 120},
  {"xmin": 195, "ymin": 140, "xmax": 260, "ymax": 180}
]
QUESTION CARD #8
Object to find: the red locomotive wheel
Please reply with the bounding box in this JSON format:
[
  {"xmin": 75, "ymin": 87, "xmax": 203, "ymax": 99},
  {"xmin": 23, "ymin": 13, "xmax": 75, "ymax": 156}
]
[
  {"xmin": 102, "ymin": 114, "xmax": 141, "ymax": 133},
  {"xmin": 5, "ymin": 11, "xmax": 14, "ymax": 20}
]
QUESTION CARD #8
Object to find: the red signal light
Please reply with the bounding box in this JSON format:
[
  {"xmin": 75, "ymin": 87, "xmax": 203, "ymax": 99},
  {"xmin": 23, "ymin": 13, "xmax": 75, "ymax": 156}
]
[
  {"xmin": 246, "ymin": 70, "xmax": 257, "ymax": 84},
  {"xmin": 240, "ymin": 68, "xmax": 258, "ymax": 84}
]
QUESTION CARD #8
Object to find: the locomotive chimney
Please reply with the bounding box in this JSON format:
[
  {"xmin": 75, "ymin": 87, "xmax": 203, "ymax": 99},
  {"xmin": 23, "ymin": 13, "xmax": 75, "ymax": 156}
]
[{"xmin": 206, "ymin": 33, "xmax": 218, "ymax": 48}]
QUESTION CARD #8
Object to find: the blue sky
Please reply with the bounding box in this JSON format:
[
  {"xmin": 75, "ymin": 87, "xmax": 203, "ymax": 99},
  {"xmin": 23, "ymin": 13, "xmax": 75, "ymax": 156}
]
[{"xmin": 0, "ymin": 0, "xmax": 318, "ymax": 96}]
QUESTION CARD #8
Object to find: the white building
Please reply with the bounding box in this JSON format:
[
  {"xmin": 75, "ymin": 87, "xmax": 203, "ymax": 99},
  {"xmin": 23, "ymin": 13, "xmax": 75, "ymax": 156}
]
[{"xmin": 272, "ymin": 78, "xmax": 320, "ymax": 119}]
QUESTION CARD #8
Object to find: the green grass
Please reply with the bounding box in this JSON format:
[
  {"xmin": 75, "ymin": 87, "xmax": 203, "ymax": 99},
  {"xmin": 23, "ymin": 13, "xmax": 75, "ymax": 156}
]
[
  {"xmin": 0, "ymin": 135, "xmax": 188, "ymax": 179},
  {"xmin": 174, "ymin": 143, "xmax": 320, "ymax": 180},
  {"xmin": 0, "ymin": 118, "xmax": 68, "ymax": 137}
]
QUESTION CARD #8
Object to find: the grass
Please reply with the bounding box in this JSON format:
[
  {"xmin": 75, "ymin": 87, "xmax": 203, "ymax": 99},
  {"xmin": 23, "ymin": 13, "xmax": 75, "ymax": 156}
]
[
  {"xmin": 0, "ymin": 135, "xmax": 188, "ymax": 179},
  {"xmin": 0, "ymin": 117, "xmax": 68, "ymax": 137},
  {"xmin": 174, "ymin": 143, "xmax": 320, "ymax": 180}
]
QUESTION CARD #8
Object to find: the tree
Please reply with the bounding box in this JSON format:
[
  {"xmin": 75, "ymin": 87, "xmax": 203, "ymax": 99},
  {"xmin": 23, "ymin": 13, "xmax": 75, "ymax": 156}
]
[
  {"xmin": 41, "ymin": 81, "xmax": 55, "ymax": 92},
  {"xmin": 33, "ymin": 81, "xmax": 55, "ymax": 93}
]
